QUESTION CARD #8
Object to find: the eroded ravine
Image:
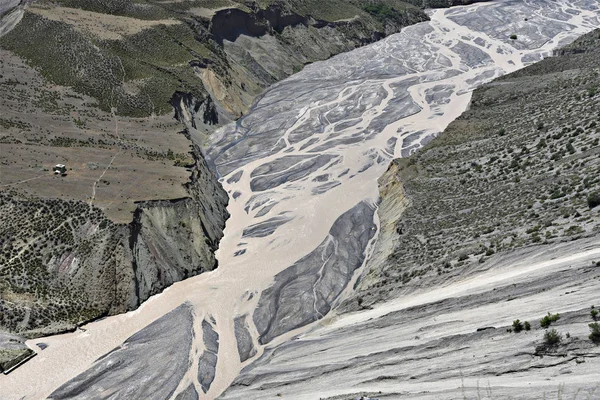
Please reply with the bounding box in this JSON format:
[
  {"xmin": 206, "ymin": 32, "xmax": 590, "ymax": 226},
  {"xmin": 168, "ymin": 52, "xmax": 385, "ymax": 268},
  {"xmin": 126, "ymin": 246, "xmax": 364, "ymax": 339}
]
[{"xmin": 1, "ymin": 1, "xmax": 599, "ymax": 399}]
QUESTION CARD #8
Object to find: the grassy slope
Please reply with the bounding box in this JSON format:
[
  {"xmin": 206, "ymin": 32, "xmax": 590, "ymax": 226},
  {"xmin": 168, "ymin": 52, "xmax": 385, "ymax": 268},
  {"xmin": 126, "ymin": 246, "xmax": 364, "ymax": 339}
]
[
  {"xmin": 0, "ymin": 0, "xmax": 426, "ymax": 118},
  {"xmin": 0, "ymin": 9, "xmax": 209, "ymax": 117}
]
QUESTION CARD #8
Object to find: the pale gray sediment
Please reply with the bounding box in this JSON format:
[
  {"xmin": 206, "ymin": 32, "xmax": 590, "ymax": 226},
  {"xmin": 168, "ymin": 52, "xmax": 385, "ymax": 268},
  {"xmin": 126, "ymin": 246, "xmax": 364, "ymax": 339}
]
[
  {"xmin": 451, "ymin": 41, "xmax": 493, "ymax": 67},
  {"xmin": 234, "ymin": 316, "xmax": 257, "ymax": 363},
  {"xmin": 252, "ymin": 201, "xmax": 376, "ymax": 345},
  {"xmin": 250, "ymin": 155, "xmax": 313, "ymax": 177},
  {"xmin": 174, "ymin": 385, "xmax": 199, "ymax": 400},
  {"xmin": 249, "ymin": 155, "xmax": 337, "ymax": 191},
  {"xmin": 220, "ymin": 241, "xmax": 600, "ymax": 400},
  {"xmin": 241, "ymin": 215, "xmax": 293, "ymax": 238},
  {"xmin": 49, "ymin": 303, "xmax": 195, "ymax": 400},
  {"xmin": 198, "ymin": 319, "xmax": 219, "ymax": 394}
]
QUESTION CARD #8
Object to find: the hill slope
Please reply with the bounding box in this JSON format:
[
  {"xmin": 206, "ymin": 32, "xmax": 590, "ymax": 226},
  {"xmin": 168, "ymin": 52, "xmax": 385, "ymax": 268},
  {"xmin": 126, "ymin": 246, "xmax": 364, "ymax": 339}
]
[{"xmin": 348, "ymin": 28, "xmax": 600, "ymax": 309}]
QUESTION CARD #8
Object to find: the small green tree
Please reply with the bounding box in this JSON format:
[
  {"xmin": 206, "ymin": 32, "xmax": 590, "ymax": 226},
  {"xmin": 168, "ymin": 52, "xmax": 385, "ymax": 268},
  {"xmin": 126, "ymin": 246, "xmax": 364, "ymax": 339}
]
[
  {"xmin": 540, "ymin": 312, "xmax": 560, "ymax": 328},
  {"xmin": 524, "ymin": 321, "xmax": 531, "ymax": 331},
  {"xmin": 513, "ymin": 319, "xmax": 524, "ymax": 333},
  {"xmin": 544, "ymin": 329, "xmax": 562, "ymax": 347},
  {"xmin": 590, "ymin": 323, "xmax": 600, "ymax": 344}
]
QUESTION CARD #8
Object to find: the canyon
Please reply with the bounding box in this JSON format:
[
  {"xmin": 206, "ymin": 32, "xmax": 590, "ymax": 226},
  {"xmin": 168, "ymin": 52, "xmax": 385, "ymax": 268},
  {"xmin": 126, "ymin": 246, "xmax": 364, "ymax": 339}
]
[{"xmin": 1, "ymin": 0, "xmax": 599, "ymax": 399}]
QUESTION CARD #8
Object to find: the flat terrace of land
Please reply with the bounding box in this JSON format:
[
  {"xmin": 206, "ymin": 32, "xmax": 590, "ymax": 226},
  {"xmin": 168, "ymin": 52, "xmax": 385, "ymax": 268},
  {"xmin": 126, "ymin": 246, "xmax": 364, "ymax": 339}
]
[
  {"xmin": 27, "ymin": 4, "xmax": 181, "ymax": 41},
  {"xmin": 0, "ymin": 50, "xmax": 191, "ymax": 223}
]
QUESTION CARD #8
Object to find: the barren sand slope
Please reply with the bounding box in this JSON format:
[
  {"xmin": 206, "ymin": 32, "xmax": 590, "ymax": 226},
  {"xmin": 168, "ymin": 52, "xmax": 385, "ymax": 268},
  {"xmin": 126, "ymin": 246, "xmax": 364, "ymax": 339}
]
[
  {"xmin": 1, "ymin": 1, "xmax": 598, "ymax": 399},
  {"xmin": 221, "ymin": 239, "xmax": 600, "ymax": 399}
]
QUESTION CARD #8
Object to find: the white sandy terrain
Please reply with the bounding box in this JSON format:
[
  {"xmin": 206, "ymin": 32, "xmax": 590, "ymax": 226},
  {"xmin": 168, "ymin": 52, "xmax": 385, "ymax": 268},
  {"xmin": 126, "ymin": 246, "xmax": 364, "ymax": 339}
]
[
  {"xmin": 0, "ymin": 1, "xmax": 599, "ymax": 399},
  {"xmin": 221, "ymin": 238, "xmax": 600, "ymax": 399}
]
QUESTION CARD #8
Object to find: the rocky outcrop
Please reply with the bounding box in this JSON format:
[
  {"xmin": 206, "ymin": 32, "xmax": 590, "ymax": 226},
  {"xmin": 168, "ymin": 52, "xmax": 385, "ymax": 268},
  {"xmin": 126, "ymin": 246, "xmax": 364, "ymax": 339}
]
[
  {"xmin": 169, "ymin": 92, "xmax": 219, "ymax": 130},
  {"xmin": 210, "ymin": 6, "xmax": 308, "ymax": 45},
  {"xmin": 129, "ymin": 147, "xmax": 229, "ymax": 304}
]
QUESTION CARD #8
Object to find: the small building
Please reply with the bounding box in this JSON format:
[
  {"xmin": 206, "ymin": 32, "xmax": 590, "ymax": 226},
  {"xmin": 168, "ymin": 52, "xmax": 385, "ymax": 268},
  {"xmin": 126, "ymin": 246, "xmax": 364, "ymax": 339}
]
[{"xmin": 53, "ymin": 164, "xmax": 67, "ymax": 175}]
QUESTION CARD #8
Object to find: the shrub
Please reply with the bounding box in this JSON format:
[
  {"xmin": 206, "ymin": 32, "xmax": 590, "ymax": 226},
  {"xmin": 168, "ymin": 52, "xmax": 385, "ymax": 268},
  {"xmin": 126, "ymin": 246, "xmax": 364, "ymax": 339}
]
[
  {"xmin": 513, "ymin": 319, "xmax": 524, "ymax": 333},
  {"xmin": 363, "ymin": 4, "xmax": 399, "ymax": 21},
  {"xmin": 544, "ymin": 328, "xmax": 562, "ymax": 347},
  {"xmin": 524, "ymin": 321, "xmax": 531, "ymax": 331},
  {"xmin": 588, "ymin": 192, "xmax": 600, "ymax": 209},
  {"xmin": 510, "ymin": 34, "xmax": 518, "ymax": 40},
  {"xmin": 590, "ymin": 323, "xmax": 600, "ymax": 344},
  {"xmin": 592, "ymin": 308, "xmax": 598, "ymax": 321},
  {"xmin": 540, "ymin": 312, "xmax": 560, "ymax": 328}
]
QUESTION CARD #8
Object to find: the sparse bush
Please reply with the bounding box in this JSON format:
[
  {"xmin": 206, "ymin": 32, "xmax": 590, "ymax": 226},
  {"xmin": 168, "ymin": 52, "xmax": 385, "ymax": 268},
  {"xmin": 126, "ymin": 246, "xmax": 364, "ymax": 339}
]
[
  {"xmin": 535, "ymin": 328, "xmax": 563, "ymax": 355},
  {"xmin": 540, "ymin": 312, "xmax": 560, "ymax": 328},
  {"xmin": 588, "ymin": 192, "xmax": 600, "ymax": 209},
  {"xmin": 544, "ymin": 328, "xmax": 562, "ymax": 347},
  {"xmin": 589, "ymin": 323, "xmax": 600, "ymax": 344},
  {"xmin": 512, "ymin": 319, "xmax": 524, "ymax": 333},
  {"xmin": 363, "ymin": 4, "xmax": 402, "ymax": 21}
]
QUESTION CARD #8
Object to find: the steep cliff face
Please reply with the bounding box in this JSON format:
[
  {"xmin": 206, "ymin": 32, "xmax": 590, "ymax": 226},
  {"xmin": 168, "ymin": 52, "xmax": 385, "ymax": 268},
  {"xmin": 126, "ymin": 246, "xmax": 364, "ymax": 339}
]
[
  {"xmin": 0, "ymin": 143, "xmax": 228, "ymax": 372},
  {"xmin": 129, "ymin": 149, "xmax": 229, "ymax": 304},
  {"xmin": 169, "ymin": 92, "xmax": 219, "ymax": 130}
]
